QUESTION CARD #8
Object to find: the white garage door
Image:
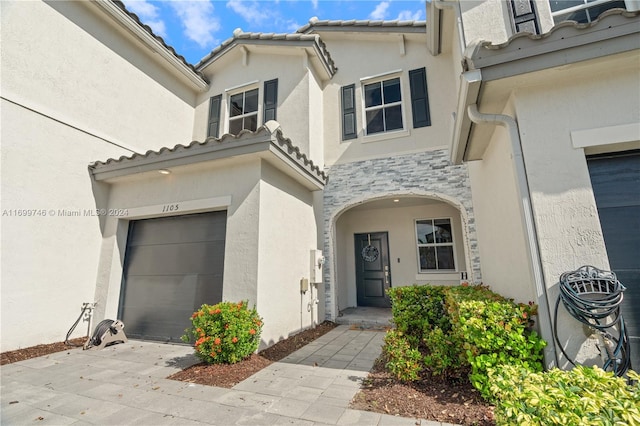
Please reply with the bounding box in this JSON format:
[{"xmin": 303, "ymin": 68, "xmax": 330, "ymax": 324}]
[
  {"xmin": 119, "ymin": 211, "xmax": 227, "ymax": 342},
  {"xmin": 588, "ymin": 151, "xmax": 639, "ymax": 370}
]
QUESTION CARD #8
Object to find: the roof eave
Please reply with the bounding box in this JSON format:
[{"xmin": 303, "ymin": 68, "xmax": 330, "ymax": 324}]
[{"xmin": 92, "ymin": 0, "xmax": 208, "ymax": 91}]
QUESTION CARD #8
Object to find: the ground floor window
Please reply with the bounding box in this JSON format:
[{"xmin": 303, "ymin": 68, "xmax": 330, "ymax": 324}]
[{"xmin": 415, "ymin": 218, "xmax": 455, "ymax": 272}]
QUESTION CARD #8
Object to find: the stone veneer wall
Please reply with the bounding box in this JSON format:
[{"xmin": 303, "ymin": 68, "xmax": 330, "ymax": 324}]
[{"xmin": 322, "ymin": 149, "xmax": 481, "ymax": 320}]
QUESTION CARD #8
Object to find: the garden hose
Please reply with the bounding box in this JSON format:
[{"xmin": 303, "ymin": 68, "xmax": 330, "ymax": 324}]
[
  {"xmin": 65, "ymin": 303, "xmax": 93, "ymax": 346},
  {"xmin": 553, "ymin": 265, "xmax": 631, "ymax": 376}
]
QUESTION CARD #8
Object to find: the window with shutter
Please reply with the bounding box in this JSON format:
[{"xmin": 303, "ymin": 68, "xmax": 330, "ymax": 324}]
[{"xmin": 409, "ymin": 68, "xmax": 431, "ymax": 128}]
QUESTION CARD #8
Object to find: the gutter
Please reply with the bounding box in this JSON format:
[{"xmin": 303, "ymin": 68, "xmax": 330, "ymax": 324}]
[
  {"xmin": 92, "ymin": 0, "xmax": 208, "ymax": 91},
  {"xmin": 466, "ymin": 104, "xmax": 559, "ymax": 368}
]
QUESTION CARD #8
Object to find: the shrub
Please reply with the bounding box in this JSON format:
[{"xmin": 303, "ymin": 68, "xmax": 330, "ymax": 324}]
[
  {"xmin": 181, "ymin": 301, "xmax": 263, "ymax": 364},
  {"xmin": 445, "ymin": 286, "xmax": 546, "ymax": 398},
  {"xmin": 489, "ymin": 365, "xmax": 640, "ymax": 425},
  {"xmin": 383, "ymin": 329, "xmax": 423, "ymax": 382}
]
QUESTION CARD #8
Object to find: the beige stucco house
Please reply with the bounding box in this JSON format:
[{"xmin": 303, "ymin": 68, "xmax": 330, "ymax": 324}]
[{"xmin": 2, "ymin": 0, "xmax": 638, "ymax": 372}]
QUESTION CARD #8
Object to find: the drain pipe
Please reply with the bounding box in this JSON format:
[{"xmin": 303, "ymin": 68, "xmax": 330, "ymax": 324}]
[{"xmin": 467, "ymin": 104, "xmax": 559, "ymax": 368}]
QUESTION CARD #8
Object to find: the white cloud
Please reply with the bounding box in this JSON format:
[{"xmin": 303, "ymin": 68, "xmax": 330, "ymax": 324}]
[
  {"xmin": 226, "ymin": 0, "xmax": 270, "ymax": 26},
  {"xmin": 397, "ymin": 9, "xmax": 423, "ymax": 21},
  {"xmin": 170, "ymin": 1, "xmax": 221, "ymax": 48},
  {"xmin": 369, "ymin": 1, "xmax": 390, "ymax": 20},
  {"xmin": 310, "ymin": 0, "xmax": 318, "ymax": 10},
  {"xmin": 123, "ymin": 0, "xmax": 167, "ymax": 38}
]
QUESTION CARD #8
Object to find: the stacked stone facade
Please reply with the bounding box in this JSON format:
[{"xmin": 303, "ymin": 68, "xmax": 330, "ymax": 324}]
[{"xmin": 322, "ymin": 149, "xmax": 481, "ymax": 319}]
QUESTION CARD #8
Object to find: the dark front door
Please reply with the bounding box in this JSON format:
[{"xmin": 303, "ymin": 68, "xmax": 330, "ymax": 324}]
[{"xmin": 355, "ymin": 232, "xmax": 391, "ymax": 307}]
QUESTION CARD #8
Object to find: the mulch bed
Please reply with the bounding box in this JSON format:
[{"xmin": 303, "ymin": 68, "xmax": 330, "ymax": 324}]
[{"xmin": 1, "ymin": 321, "xmax": 495, "ymax": 425}]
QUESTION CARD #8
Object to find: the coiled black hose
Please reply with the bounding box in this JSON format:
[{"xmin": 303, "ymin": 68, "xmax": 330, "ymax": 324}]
[
  {"xmin": 553, "ymin": 265, "xmax": 631, "ymax": 376},
  {"xmin": 87, "ymin": 319, "xmax": 116, "ymax": 348}
]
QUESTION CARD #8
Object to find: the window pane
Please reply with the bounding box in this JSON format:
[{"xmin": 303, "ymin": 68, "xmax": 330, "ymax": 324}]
[
  {"xmin": 383, "ymin": 78, "xmax": 401, "ymax": 103},
  {"xmin": 416, "ymin": 220, "xmax": 435, "ymax": 244},
  {"xmin": 229, "ymin": 117, "xmax": 242, "ymax": 134},
  {"xmin": 549, "ymin": 0, "xmax": 584, "ymax": 13},
  {"xmin": 384, "ymin": 105, "xmax": 403, "ymax": 131},
  {"xmin": 366, "ymin": 109, "xmax": 384, "ymax": 134},
  {"xmin": 244, "ymin": 114, "xmax": 257, "ymax": 131},
  {"xmin": 419, "ymin": 246, "xmax": 436, "ymax": 271},
  {"xmin": 245, "ymin": 89, "xmax": 258, "ymax": 113},
  {"xmin": 433, "ymin": 219, "xmax": 453, "ymax": 243},
  {"xmin": 436, "ymin": 246, "xmax": 455, "ymax": 270},
  {"xmin": 365, "ymin": 83, "xmax": 382, "ymax": 108},
  {"xmin": 230, "ymin": 93, "xmax": 243, "ymax": 117}
]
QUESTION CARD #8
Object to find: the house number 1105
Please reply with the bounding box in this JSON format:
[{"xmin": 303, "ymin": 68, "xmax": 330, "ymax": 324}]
[{"xmin": 162, "ymin": 203, "xmax": 179, "ymax": 213}]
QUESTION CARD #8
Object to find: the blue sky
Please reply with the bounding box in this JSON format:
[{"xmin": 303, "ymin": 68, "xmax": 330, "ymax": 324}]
[{"xmin": 121, "ymin": 0, "xmax": 427, "ymax": 64}]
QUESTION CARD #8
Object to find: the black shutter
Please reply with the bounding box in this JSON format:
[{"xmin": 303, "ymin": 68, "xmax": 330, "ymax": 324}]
[
  {"xmin": 263, "ymin": 79, "xmax": 278, "ymax": 122},
  {"xmin": 207, "ymin": 94, "xmax": 222, "ymax": 137},
  {"xmin": 341, "ymin": 84, "xmax": 357, "ymax": 140},
  {"xmin": 409, "ymin": 68, "xmax": 431, "ymax": 128}
]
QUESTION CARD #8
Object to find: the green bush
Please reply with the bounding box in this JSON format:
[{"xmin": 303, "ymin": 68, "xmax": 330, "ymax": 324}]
[
  {"xmin": 383, "ymin": 329, "xmax": 423, "ymax": 381},
  {"xmin": 445, "ymin": 285, "xmax": 546, "ymax": 399},
  {"xmin": 181, "ymin": 301, "xmax": 263, "ymax": 364},
  {"xmin": 489, "ymin": 365, "xmax": 640, "ymax": 425},
  {"xmin": 383, "ymin": 284, "xmax": 545, "ymax": 391}
]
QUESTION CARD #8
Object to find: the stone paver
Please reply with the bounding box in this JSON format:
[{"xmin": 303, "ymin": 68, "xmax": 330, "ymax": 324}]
[{"xmin": 1, "ymin": 326, "xmax": 460, "ymax": 425}]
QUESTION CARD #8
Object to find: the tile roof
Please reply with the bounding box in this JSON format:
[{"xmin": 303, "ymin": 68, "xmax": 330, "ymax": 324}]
[
  {"xmin": 90, "ymin": 121, "xmax": 328, "ymax": 186},
  {"xmin": 297, "ymin": 17, "xmax": 426, "ymax": 33},
  {"xmin": 111, "ymin": 0, "xmax": 204, "ymax": 79},
  {"xmin": 195, "ymin": 30, "xmax": 337, "ymax": 76}
]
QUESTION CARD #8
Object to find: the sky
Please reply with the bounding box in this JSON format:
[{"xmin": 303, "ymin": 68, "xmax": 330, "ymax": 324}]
[{"xmin": 121, "ymin": 0, "xmax": 427, "ymax": 65}]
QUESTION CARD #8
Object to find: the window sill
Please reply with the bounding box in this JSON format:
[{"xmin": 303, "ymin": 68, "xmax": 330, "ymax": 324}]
[
  {"xmin": 362, "ymin": 129, "xmax": 410, "ymax": 144},
  {"xmin": 414, "ymin": 272, "xmax": 459, "ymax": 281}
]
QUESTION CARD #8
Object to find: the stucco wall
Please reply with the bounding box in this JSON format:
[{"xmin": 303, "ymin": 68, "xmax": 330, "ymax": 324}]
[
  {"xmin": 514, "ymin": 67, "xmax": 639, "ymax": 366},
  {"xmin": 321, "ymin": 33, "xmax": 456, "ymax": 166},
  {"xmin": 257, "ymin": 162, "xmax": 320, "ymax": 347},
  {"xmin": 0, "ymin": 1, "xmax": 197, "ymax": 351},
  {"xmin": 336, "ymin": 203, "xmax": 466, "ymax": 310},
  {"xmin": 194, "ymin": 51, "xmax": 322, "ymax": 165}
]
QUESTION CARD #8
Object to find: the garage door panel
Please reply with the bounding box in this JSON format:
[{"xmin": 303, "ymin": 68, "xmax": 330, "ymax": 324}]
[
  {"xmin": 124, "ymin": 241, "xmax": 226, "ymax": 275},
  {"xmin": 597, "ymin": 206, "xmax": 640, "ymax": 269},
  {"xmin": 615, "ymin": 270, "xmax": 640, "ymax": 344},
  {"xmin": 120, "ymin": 211, "xmax": 226, "ymax": 342},
  {"xmin": 589, "ymin": 155, "xmax": 640, "ymax": 208},
  {"xmin": 128, "ymin": 212, "xmax": 227, "ymax": 246}
]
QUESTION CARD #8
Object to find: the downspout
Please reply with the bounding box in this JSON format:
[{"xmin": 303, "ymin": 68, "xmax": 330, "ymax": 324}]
[
  {"xmin": 432, "ymin": 0, "xmax": 467, "ymax": 53},
  {"xmin": 467, "ymin": 104, "xmax": 559, "ymax": 369}
]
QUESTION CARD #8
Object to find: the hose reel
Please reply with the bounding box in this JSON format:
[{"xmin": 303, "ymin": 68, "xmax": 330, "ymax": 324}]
[
  {"xmin": 84, "ymin": 319, "xmax": 128, "ymax": 350},
  {"xmin": 554, "ymin": 265, "xmax": 631, "ymax": 376}
]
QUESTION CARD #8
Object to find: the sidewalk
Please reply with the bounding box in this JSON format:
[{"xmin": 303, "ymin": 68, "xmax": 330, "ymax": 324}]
[{"xmin": 1, "ymin": 325, "xmax": 457, "ymax": 425}]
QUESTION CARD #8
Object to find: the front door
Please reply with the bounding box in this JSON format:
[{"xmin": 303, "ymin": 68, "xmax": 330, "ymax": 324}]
[{"xmin": 355, "ymin": 232, "xmax": 391, "ymax": 307}]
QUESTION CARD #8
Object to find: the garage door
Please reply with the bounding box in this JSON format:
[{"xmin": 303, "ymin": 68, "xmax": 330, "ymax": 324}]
[
  {"xmin": 119, "ymin": 211, "xmax": 227, "ymax": 342},
  {"xmin": 587, "ymin": 151, "xmax": 640, "ymax": 370}
]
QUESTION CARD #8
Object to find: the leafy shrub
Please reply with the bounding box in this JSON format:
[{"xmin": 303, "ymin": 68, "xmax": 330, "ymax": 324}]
[
  {"xmin": 445, "ymin": 285, "xmax": 545, "ymax": 399},
  {"xmin": 387, "ymin": 285, "xmax": 449, "ymax": 345},
  {"xmin": 181, "ymin": 301, "xmax": 263, "ymax": 364},
  {"xmin": 489, "ymin": 365, "xmax": 640, "ymax": 425},
  {"xmin": 383, "ymin": 329, "xmax": 423, "ymax": 382}
]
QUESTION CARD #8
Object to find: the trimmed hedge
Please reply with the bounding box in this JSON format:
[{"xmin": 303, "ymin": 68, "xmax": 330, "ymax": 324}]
[{"xmin": 384, "ymin": 284, "xmax": 546, "ymax": 398}]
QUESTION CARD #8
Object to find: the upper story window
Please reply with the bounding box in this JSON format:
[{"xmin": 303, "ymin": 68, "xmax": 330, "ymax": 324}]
[
  {"xmin": 207, "ymin": 79, "xmax": 278, "ymax": 138},
  {"xmin": 364, "ymin": 77, "xmax": 403, "ymax": 135},
  {"xmin": 550, "ymin": 0, "xmax": 626, "ymax": 24},
  {"xmin": 340, "ymin": 68, "xmax": 430, "ymax": 141},
  {"xmin": 416, "ymin": 218, "xmax": 456, "ymax": 272},
  {"xmin": 229, "ymin": 88, "xmax": 258, "ymax": 134}
]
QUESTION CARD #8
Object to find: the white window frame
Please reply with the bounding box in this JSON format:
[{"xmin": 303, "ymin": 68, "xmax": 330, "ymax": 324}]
[
  {"xmin": 415, "ymin": 217, "xmax": 457, "ymax": 273},
  {"xmin": 550, "ymin": 0, "xmax": 621, "ymax": 24},
  {"xmin": 225, "ymin": 81, "xmax": 260, "ymax": 135},
  {"xmin": 360, "ymin": 70, "xmax": 408, "ymax": 140}
]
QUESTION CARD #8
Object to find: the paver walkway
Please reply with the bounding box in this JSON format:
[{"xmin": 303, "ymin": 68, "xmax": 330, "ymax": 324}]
[{"xmin": 1, "ymin": 325, "xmax": 457, "ymax": 425}]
